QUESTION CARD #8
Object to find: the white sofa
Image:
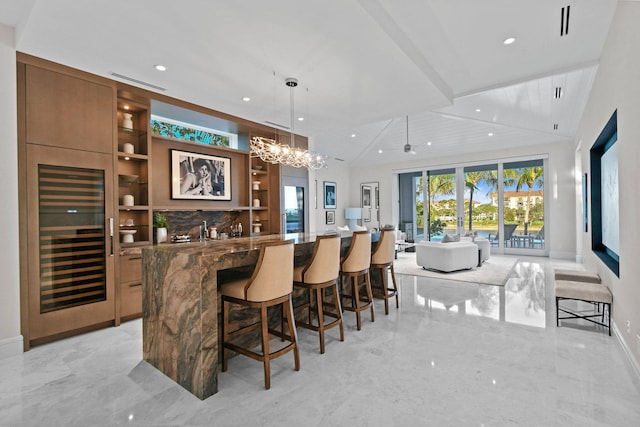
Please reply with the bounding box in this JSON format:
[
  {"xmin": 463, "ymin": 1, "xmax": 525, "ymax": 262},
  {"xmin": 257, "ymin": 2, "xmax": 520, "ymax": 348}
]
[{"xmin": 416, "ymin": 240, "xmax": 479, "ymax": 272}]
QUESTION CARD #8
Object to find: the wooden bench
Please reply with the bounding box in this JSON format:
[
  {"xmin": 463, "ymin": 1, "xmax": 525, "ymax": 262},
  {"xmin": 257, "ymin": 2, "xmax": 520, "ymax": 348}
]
[{"xmin": 555, "ymin": 279, "xmax": 612, "ymax": 336}]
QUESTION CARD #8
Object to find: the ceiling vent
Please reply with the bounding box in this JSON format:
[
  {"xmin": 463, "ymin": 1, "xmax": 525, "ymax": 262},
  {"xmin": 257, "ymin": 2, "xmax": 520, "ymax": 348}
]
[
  {"xmin": 110, "ymin": 72, "xmax": 166, "ymax": 91},
  {"xmin": 560, "ymin": 5, "xmax": 570, "ymax": 36},
  {"xmin": 554, "ymin": 86, "xmax": 562, "ymax": 99},
  {"xmin": 264, "ymin": 120, "xmax": 290, "ymax": 130}
]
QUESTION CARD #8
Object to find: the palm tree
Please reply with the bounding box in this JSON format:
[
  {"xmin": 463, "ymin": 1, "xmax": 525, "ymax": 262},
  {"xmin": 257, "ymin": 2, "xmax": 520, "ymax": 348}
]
[
  {"xmin": 423, "ymin": 173, "xmax": 455, "ymax": 237},
  {"xmin": 465, "ymin": 171, "xmax": 487, "ymax": 231},
  {"xmin": 515, "ymin": 167, "xmax": 544, "ymax": 226}
]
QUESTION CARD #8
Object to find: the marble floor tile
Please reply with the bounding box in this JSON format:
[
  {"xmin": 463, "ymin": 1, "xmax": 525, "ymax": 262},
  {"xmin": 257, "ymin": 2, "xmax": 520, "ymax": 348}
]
[{"xmin": 1, "ymin": 256, "xmax": 639, "ymax": 426}]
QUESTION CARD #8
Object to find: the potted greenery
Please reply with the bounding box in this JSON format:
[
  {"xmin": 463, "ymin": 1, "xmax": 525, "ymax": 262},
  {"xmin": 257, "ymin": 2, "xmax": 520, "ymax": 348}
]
[{"xmin": 153, "ymin": 212, "xmax": 169, "ymax": 244}]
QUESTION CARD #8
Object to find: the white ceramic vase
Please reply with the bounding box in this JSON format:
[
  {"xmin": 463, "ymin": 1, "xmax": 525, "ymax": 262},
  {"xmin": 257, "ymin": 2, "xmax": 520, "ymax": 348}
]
[
  {"xmin": 156, "ymin": 227, "xmax": 168, "ymax": 244},
  {"xmin": 122, "ymin": 113, "xmax": 133, "ymax": 130}
]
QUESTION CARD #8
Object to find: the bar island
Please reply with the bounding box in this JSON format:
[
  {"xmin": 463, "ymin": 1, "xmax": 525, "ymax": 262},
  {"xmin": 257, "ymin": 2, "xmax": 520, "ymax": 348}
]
[{"xmin": 141, "ymin": 233, "xmax": 352, "ymax": 400}]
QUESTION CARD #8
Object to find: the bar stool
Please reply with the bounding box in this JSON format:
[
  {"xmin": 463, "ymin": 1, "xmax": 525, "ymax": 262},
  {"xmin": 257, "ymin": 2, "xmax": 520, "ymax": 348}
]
[
  {"xmin": 293, "ymin": 234, "xmax": 343, "ymax": 354},
  {"xmin": 370, "ymin": 226, "xmax": 398, "ymax": 315},
  {"xmin": 340, "ymin": 230, "xmax": 374, "ymax": 330},
  {"xmin": 220, "ymin": 240, "xmax": 300, "ymax": 390}
]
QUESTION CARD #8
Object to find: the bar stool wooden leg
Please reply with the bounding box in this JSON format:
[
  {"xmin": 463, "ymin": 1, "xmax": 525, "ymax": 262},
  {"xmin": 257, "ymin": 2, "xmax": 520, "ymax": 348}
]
[
  {"xmin": 352, "ymin": 275, "xmax": 362, "ymax": 330},
  {"xmin": 365, "ymin": 272, "xmax": 375, "ymax": 323},
  {"xmin": 332, "ymin": 282, "xmax": 345, "ymax": 342},
  {"xmin": 390, "ymin": 264, "xmax": 399, "ymax": 309},
  {"xmin": 316, "ymin": 287, "xmax": 325, "ymax": 354},
  {"xmin": 260, "ymin": 305, "xmax": 271, "ymax": 390},
  {"xmin": 284, "ymin": 295, "xmax": 301, "ymax": 370},
  {"xmin": 380, "ymin": 267, "xmax": 390, "ymax": 315}
]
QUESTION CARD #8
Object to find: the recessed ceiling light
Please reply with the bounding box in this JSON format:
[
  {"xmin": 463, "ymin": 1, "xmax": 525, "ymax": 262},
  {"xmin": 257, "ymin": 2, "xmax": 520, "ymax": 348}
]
[
  {"xmin": 123, "ymin": 105, "xmax": 130, "ymax": 110},
  {"xmin": 242, "ymin": 97, "xmax": 251, "ymax": 102},
  {"xmin": 351, "ymin": 134, "xmax": 356, "ymax": 138},
  {"xmin": 378, "ymin": 149, "xmax": 383, "ymax": 154},
  {"xmin": 297, "ymin": 117, "xmax": 304, "ymax": 121},
  {"xmin": 154, "ymin": 64, "xmax": 167, "ymax": 71},
  {"xmin": 475, "ymin": 108, "xmax": 481, "ymax": 112},
  {"xmin": 503, "ymin": 37, "xmax": 516, "ymax": 45},
  {"xmin": 427, "ymin": 142, "xmax": 432, "ymax": 146},
  {"xmin": 488, "ymin": 132, "xmax": 494, "ymax": 136}
]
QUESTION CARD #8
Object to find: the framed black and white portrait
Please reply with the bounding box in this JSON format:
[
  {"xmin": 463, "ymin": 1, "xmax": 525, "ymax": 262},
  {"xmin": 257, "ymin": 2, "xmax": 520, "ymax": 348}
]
[{"xmin": 171, "ymin": 149, "xmax": 231, "ymax": 200}]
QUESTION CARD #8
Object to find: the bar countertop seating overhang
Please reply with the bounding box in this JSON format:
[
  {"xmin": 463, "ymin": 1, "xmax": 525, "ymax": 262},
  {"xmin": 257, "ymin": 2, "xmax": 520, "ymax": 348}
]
[{"xmin": 141, "ymin": 232, "xmax": 353, "ymax": 400}]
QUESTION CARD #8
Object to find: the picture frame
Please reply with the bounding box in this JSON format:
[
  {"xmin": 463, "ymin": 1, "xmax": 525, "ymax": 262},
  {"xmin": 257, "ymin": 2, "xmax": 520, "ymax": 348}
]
[
  {"xmin": 324, "ymin": 181, "xmax": 337, "ymax": 209},
  {"xmin": 171, "ymin": 149, "xmax": 231, "ymax": 200},
  {"xmin": 361, "ymin": 185, "xmax": 372, "ymax": 208},
  {"xmin": 326, "ymin": 210, "xmax": 335, "ymax": 225},
  {"xmin": 582, "ymin": 172, "xmax": 588, "ymax": 233}
]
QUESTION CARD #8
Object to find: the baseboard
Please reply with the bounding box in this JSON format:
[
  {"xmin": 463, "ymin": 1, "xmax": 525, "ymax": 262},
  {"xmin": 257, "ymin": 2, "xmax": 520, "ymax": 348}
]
[
  {"xmin": 612, "ymin": 321, "xmax": 640, "ymax": 382},
  {"xmin": 549, "ymin": 250, "xmax": 576, "ymax": 260},
  {"xmin": 0, "ymin": 334, "xmax": 23, "ymax": 360}
]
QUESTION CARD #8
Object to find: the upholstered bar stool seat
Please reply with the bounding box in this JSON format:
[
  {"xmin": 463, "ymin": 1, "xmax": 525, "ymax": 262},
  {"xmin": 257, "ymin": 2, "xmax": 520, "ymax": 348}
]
[
  {"xmin": 293, "ymin": 234, "xmax": 344, "ymax": 354},
  {"xmin": 340, "ymin": 230, "xmax": 374, "ymax": 330},
  {"xmin": 370, "ymin": 226, "xmax": 398, "ymax": 315},
  {"xmin": 554, "ymin": 269, "xmax": 601, "ymax": 284},
  {"xmin": 220, "ymin": 240, "xmax": 300, "ymax": 389},
  {"xmin": 555, "ymin": 279, "xmax": 612, "ymax": 336}
]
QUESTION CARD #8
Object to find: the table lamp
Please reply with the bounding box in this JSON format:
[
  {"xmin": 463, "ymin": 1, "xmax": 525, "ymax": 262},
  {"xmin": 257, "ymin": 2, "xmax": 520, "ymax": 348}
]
[{"xmin": 344, "ymin": 207, "xmax": 362, "ymax": 230}]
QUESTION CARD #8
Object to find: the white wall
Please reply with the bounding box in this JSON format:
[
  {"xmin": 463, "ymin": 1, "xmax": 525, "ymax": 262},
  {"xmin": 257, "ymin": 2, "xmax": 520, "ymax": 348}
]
[
  {"xmin": 347, "ymin": 140, "xmax": 577, "ymax": 259},
  {"xmin": 0, "ymin": 23, "xmax": 23, "ymax": 359},
  {"xmin": 309, "ymin": 159, "xmax": 352, "ymax": 234},
  {"xmin": 574, "ymin": 1, "xmax": 640, "ymax": 368}
]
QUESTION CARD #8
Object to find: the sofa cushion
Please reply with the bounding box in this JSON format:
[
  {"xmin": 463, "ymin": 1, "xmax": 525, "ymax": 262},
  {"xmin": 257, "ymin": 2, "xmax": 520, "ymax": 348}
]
[{"xmin": 442, "ymin": 234, "xmax": 460, "ymax": 243}]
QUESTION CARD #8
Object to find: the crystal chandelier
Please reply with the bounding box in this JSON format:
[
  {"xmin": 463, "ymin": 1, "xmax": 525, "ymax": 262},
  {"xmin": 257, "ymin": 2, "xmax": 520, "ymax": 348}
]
[{"xmin": 250, "ymin": 77, "xmax": 327, "ymax": 170}]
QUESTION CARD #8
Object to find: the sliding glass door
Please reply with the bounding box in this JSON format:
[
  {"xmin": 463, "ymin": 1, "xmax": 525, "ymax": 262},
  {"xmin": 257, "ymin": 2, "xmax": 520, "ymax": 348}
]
[
  {"xmin": 463, "ymin": 164, "xmax": 498, "ymax": 239},
  {"xmin": 425, "ymin": 169, "xmax": 456, "ymax": 241},
  {"xmin": 399, "ymin": 158, "xmax": 547, "ymax": 254},
  {"xmin": 503, "ymin": 160, "xmax": 545, "ymax": 251}
]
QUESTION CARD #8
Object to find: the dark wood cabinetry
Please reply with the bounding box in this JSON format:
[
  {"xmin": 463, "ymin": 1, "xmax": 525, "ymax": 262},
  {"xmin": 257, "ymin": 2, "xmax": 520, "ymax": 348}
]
[
  {"xmin": 250, "ymin": 157, "xmax": 281, "ymax": 235},
  {"xmin": 116, "ymin": 99, "xmax": 152, "ymax": 248},
  {"xmin": 18, "ymin": 53, "xmax": 290, "ymax": 347},
  {"xmin": 119, "ymin": 254, "xmax": 143, "ymax": 320},
  {"xmin": 24, "ymin": 64, "xmax": 114, "ymax": 153}
]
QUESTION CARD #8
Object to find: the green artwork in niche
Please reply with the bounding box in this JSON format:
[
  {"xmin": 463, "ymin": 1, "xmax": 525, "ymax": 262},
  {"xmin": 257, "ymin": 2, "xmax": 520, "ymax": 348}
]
[{"xmin": 151, "ymin": 119, "xmax": 231, "ymax": 147}]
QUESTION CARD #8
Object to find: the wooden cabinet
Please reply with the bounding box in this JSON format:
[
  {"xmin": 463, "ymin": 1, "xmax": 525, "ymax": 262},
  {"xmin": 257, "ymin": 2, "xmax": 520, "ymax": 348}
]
[
  {"xmin": 24, "ymin": 64, "xmax": 114, "ymax": 153},
  {"xmin": 116, "ymin": 99, "xmax": 152, "ymax": 248},
  {"xmin": 250, "ymin": 157, "xmax": 281, "ymax": 235},
  {"xmin": 119, "ymin": 254, "xmax": 142, "ymax": 319}
]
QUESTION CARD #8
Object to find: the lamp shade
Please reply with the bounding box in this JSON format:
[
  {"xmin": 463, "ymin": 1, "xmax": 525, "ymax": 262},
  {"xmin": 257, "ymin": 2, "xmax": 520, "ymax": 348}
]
[{"xmin": 344, "ymin": 208, "xmax": 362, "ymax": 219}]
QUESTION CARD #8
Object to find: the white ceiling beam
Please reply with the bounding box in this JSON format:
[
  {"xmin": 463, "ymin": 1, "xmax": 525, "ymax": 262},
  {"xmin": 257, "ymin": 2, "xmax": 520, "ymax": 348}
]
[{"xmin": 357, "ymin": 0, "xmax": 453, "ymax": 103}]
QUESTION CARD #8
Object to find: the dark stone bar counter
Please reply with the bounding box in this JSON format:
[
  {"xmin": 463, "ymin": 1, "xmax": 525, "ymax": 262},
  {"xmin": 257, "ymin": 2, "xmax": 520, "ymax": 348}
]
[{"xmin": 141, "ymin": 232, "xmax": 352, "ymax": 400}]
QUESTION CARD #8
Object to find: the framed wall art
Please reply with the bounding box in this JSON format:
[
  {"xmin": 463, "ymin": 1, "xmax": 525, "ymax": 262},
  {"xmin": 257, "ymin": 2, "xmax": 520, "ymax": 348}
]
[
  {"xmin": 324, "ymin": 181, "xmax": 336, "ymax": 209},
  {"xmin": 326, "ymin": 210, "xmax": 335, "ymax": 225},
  {"xmin": 361, "ymin": 185, "xmax": 372, "ymax": 208},
  {"xmin": 171, "ymin": 149, "xmax": 231, "ymax": 200}
]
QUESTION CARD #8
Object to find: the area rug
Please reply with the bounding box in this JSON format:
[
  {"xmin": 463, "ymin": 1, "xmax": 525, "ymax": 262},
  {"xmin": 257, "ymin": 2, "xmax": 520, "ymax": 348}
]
[{"xmin": 393, "ymin": 252, "xmax": 518, "ymax": 286}]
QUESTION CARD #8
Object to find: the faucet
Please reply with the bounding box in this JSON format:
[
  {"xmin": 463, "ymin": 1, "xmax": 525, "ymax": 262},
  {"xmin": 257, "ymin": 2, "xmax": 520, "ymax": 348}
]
[{"xmin": 201, "ymin": 220, "xmax": 208, "ymax": 241}]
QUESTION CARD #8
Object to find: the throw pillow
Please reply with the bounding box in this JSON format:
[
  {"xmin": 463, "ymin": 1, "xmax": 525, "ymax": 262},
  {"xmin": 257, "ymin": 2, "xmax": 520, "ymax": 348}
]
[{"xmin": 442, "ymin": 234, "xmax": 454, "ymax": 243}]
